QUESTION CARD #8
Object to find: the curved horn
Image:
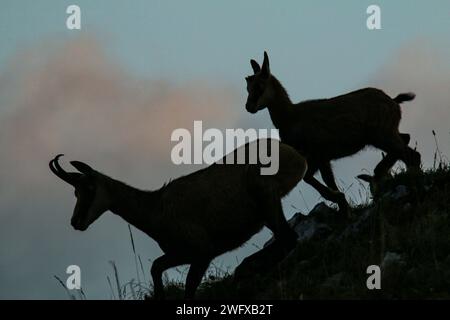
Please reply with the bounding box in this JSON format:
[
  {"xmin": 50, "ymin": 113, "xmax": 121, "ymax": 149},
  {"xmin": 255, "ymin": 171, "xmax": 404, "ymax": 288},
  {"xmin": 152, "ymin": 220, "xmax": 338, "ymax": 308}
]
[{"xmin": 49, "ymin": 154, "xmax": 80, "ymax": 186}]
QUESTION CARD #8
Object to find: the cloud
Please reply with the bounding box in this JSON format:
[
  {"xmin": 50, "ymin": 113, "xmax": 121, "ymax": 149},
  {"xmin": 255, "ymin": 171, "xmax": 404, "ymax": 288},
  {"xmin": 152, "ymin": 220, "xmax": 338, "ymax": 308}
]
[
  {"xmin": 0, "ymin": 36, "xmax": 241, "ymax": 298},
  {"xmin": 368, "ymin": 38, "xmax": 450, "ymax": 165}
]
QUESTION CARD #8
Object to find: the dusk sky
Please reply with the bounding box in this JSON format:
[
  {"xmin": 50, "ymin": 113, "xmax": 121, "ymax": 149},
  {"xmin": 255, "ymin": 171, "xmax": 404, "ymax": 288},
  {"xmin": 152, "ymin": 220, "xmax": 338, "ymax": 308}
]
[{"xmin": 1, "ymin": 1, "xmax": 449, "ymax": 299}]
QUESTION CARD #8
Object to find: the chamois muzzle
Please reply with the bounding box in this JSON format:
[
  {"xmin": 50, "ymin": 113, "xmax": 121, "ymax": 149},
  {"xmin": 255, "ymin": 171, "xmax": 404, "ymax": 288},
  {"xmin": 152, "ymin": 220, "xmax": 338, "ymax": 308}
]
[
  {"xmin": 49, "ymin": 154, "xmax": 80, "ymax": 186},
  {"xmin": 71, "ymin": 219, "xmax": 88, "ymax": 231},
  {"xmin": 245, "ymin": 100, "xmax": 258, "ymax": 114}
]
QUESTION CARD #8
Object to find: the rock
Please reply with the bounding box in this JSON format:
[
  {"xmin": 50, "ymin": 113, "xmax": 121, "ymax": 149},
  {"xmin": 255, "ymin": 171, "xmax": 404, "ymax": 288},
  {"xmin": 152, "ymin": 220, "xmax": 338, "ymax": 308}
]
[
  {"xmin": 308, "ymin": 202, "xmax": 339, "ymax": 220},
  {"xmin": 321, "ymin": 272, "xmax": 345, "ymax": 289},
  {"xmin": 381, "ymin": 252, "xmax": 405, "ymax": 270},
  {"xmin": 292, "ymin": 219, "xmax": 333, "ymax": 242},
  {"xmin": 337, "ymin": 207, "xmax": 373, "ymax": 240},
  {"xmin": 264, "ymin": 202, "xmax": 334, "ymax": 247}
]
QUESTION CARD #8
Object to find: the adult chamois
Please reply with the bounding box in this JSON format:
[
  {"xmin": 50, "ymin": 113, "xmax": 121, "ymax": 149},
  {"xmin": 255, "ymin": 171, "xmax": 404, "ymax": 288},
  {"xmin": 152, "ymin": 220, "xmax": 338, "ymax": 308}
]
[
  {"xmin": 245, "ymin": 52, "xmax": 421, "ymax": 216},
  {"xmin": 49, "ymin": 139, "xmax": 307, "ymax": 299}
]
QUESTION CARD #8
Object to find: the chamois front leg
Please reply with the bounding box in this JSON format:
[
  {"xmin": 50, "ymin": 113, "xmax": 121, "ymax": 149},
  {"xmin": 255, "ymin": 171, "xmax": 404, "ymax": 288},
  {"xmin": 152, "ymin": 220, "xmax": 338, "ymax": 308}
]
[
  {"xmin": 319, "ymin": 162, "xmax": 339, "ymax": 191},
  {"xmin": 151, "ymin": 254, "xmax": 186, "ymax": 300},
  {"xmin": 184, "ymin": 259, "xmax": 211, "ymax": 299},
  {"xmin": 304, "ymin": 164, "xmax": 350, "ymax": 218},
  {"xmin": 235, "ymin": 186, "xmax": 298, "ymax": 280}
]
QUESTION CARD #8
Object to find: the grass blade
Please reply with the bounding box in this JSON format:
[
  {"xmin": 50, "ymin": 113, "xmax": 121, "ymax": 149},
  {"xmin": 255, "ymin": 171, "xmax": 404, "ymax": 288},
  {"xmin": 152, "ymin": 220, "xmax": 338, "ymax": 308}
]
[
  {"xmin": 109, "ymin": 261, "xmax": 123, "ymax": 300},
  {"xmin": 128, "ymin": 224, "xmax": 141, "ymax": 285},
  {"xmin": 54, "ymin": 275, "xmax": 76, "ymax": 300}
]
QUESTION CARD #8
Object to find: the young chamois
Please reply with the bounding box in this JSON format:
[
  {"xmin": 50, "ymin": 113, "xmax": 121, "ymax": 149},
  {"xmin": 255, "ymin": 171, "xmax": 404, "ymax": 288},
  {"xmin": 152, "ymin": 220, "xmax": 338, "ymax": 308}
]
[
  {"xmin": 49, "ymin": 139, "xmax": 307, "ymax": 299},
  {"xmin": 245, "ymin": 52, "xmax": 421, "ymax": 216}
]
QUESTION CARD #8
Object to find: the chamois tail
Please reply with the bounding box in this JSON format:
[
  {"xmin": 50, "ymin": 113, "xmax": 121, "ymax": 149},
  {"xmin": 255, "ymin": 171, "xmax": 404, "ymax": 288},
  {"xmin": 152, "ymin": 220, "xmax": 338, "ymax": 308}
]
[{"xmin": 393, "ymin": 92, "xmax": 416, "ymax": 104}]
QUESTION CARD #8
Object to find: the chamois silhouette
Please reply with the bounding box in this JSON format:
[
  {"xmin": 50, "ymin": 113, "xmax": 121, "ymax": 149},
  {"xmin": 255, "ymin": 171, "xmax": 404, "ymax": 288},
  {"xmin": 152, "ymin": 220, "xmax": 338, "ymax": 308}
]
[
  {"xmin": 50, "ymin": 139, "xmax": 307, "ymax": 299},
  {"xmin": 245, "ymin": 52, "xmax": 421, "ymax": 216}
]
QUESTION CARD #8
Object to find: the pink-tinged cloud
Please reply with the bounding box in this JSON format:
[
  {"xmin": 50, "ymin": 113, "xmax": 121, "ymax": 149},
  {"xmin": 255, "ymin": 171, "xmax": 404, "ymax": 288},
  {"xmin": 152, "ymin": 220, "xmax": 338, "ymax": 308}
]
[
  {"xmin": 0, "ymin": 36, "xmax": 241, "ymax": 298},
  {"xmin": 0, "ymin": 36, "xmax": 241, "ymax": 189},
  {"xmin": 368, "ymin": 38, "xmax": 450, "ymax": 165}
]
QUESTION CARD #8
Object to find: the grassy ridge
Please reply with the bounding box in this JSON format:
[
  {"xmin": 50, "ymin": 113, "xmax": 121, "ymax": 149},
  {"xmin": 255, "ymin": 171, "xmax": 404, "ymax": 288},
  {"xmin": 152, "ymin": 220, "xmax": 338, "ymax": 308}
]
[{"xmin": 170, "ymin": 165, "xmax": 450, "ymax": 299}]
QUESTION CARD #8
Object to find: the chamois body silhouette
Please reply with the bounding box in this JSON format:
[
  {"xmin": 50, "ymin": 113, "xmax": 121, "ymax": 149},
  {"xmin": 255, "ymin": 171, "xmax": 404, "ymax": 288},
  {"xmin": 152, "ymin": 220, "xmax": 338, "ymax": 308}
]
[
  {"xmin": 245, "ymin": 52, "xmax": 421, "ymax": 215},
  {"xmin": 50, "ymin": 139, "xmax": 307, "ymax": 299}
]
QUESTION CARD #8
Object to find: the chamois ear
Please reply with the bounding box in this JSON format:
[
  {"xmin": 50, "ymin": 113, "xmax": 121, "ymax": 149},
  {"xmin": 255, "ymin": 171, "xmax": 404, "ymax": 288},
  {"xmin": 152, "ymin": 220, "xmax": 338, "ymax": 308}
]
[
  {"xmin": 70, "ymin": 161, "xmax": 93, "ymax": 175},
  {"xmin": 357, "ymin": 174, "xmax": 373, "ymax": 183},
  {"xmin": 261, "ymin": 51, "xmax": 270, "ymax": 77},
  {"xmin": 250, "ymin": 59, "xmax": 261, "ymax": 74}
]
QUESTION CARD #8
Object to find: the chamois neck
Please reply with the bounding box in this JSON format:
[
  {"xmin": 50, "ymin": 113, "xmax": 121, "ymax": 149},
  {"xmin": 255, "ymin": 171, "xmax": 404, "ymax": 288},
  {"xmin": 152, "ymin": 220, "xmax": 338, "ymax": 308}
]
[
  {"xmin": 104, "ymin": 175, "xmax": 161, "ymax": 230},
  {"xmin": 266, "ymin": 76, "xmax": 293, "ymax": 128}
]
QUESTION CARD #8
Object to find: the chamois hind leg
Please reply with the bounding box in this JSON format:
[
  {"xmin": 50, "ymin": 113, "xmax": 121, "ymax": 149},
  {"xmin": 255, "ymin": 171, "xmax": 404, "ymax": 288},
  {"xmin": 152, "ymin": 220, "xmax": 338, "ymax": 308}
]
[
  {"xmin": 373, "ymin": 133, "xmax": 412, "ymax": 179},
  {"xmin": 373, "ymin": 132, "xmax": 421, "ymax": 179},
  {"xmin": 151, "ymin": 254, "xmax": 187, "ymax": 300},
  {"xmin": 304, "ymin": 162, "xmax": 350, "ymax": 217},
  {"xmin": 184, "ymin": 259, "xmax": 211, "ymax": 299},
  {"xmin": 262, "ymin": 189, "xmax": 298, "ymax": 254},
  {"xmin": 401, "ymin": 133, "xmax": 421, "ymax": 169},
  {"xmin": 320, "ymin": 162, "xmax": 339, "ymax": 191},
  {"xmin": 373, "ymin": 153, "xmax": 397, "ymax": 179}
]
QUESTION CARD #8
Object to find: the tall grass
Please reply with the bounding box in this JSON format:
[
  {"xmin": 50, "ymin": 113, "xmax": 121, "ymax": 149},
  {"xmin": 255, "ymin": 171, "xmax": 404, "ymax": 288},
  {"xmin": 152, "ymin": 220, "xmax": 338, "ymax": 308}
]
[
  {"xmin": 105, "ymin": 225, "xmax": 154, "ymax": 300},
  {"xmin": 54, "ymin": 275, "xmax": 86, "ymax": 300}
]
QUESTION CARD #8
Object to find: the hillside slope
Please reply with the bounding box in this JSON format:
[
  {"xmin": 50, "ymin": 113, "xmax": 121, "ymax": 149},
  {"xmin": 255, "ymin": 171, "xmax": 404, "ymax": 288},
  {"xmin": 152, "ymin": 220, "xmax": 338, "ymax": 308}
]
[{"xmin": 190, "ymin": 166, "xmax": 450, "ymax": 299}]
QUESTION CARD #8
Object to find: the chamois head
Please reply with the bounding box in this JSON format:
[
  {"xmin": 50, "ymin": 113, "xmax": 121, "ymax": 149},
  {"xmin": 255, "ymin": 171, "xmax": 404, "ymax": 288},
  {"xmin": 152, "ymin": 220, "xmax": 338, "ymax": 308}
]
[
  {"xmin": 245, "ymin": 51, "xmax": 271, "ymax": 113},
  {"xmin": 49, "ymin": 154, "xmax": 110, "ymax": 231}
]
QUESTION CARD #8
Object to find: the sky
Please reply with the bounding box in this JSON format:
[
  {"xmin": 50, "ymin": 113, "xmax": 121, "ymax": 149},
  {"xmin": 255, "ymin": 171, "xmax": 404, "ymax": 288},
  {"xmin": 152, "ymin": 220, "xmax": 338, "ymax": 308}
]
[{"xmin": 0, "ymin": 0, "xmax": 450, "ymax": 299}]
